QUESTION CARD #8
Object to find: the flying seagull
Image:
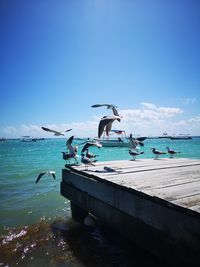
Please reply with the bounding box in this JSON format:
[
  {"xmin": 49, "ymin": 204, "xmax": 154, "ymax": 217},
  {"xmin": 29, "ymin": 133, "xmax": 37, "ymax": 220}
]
[
  {"xmin": 98, "ymin": 115, "xmax": 121, "ymax": 139},
  {"xmin": 35, "ymin": 170, "xmax": 56, "ymax": 183},
  {"xmin": 129, "ymin": 134, "xmax": 144, "ymax": 150},
  {"xmin": 151, "ymin": 148, "xmax": 166, "ymax": 160},
  {"xmin": 91, "ymin": 104, "xmax": 121, "ymax": 121},
  {"xmin": 41, "ymin": 127, "xmax": 72, "ymax": 136},
  {"xmin": 81, "ymin": 141, "xmax": 102, "ymax": 153},
  {"xmin": 166, "ymin": 147, "xmax": 181, "ymax": 158}
]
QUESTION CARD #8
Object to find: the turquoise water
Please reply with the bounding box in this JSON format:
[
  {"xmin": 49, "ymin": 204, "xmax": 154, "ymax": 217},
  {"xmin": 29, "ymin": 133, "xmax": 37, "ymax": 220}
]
[{"xmin": 0, "ymin": 137, "xmax": 200, "ymax": 266}]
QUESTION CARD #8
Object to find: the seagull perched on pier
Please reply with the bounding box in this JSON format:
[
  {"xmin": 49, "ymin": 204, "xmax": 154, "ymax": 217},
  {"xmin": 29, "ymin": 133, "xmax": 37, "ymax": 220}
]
[
  {"xmin": 62, "ymin": 136, "xmax": 78, "ymax": 164},
  {"xmin": 166, "ymin": 147, "xmax": 181, "ymax": 158},
  {"xmin": 81, "ymin": 154, "xmax": 96, "ymax": 170},
  {"xmin": 35, "ymin": 170, "xmax": 56, "ymax": 183},
  {"xmin": 85, "ymin": 148, "xmax": 99, "ymax": 160},
  {"xmin": 151, "ymin": 148, "xmax": 166, "ymax": 159},
  {"xmin": 128, "ymin": 150, "xmax": 144, "ymax": 161},
  {"xmin": 98, "ymin": 115, "xmax": 121, "ymax": 138},
  {"xmin": 41, "ymin": 127, "xmax": 72, "ymax": 136},
  {"xmin": 91, "ymin": 104, "xmax": 121, "ymax": 121}
]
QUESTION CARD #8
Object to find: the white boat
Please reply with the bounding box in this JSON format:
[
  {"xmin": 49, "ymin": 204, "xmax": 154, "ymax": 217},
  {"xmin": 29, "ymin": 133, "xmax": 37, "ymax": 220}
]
[
  {"xmin": 21, "ymin": 136, "xmax": 37, "ymax": 142},
  {"xmin": 100, "ymin": 130, "xmax": 130, "ymax": 147}
]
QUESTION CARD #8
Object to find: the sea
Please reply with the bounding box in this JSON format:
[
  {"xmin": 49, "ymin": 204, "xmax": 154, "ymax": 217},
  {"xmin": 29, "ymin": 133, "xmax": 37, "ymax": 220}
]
[{"xmin": 0, "ymin": 137, "xmax": 200, "ymax": 267}]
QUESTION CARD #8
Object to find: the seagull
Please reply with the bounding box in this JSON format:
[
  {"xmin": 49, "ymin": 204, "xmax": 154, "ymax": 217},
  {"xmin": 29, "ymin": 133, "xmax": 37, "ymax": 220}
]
[
  {"xmin": 81, "ymin": 154, "xmax": 96, "ymax": 170},
  {"xmin": 35, "ymin": 170, "xmax": 56, "ymax": 183},
  {"xmin": 41, "ymin": 127, "xmax": 72, "ymax": 136},
  {"xmin": 91, "ymin": 104, "xmax": 121, "ymax": 122},
  {"xmin": 85, "ymin": 148, "xmax": 99, "ymax": 160},
  {"xmin": 129, "ymin": 134, "xmax": 144, "ymax": 150},
  {"xmin": 128, "ymin": 150, "xmax": 144, "ymax": 161},
  {"xmin": 166, "ymin": 147, "xmax": 181, "ymax": 158},
  {"xmin": 81, "ymin": 141, "xmax": 102, "ymax": 153},
  {"xmin": 64, "ymin": 135, "xmax": 78, "ymax": 164},
  {"xmin": 98, "ymin": 115, "xmax": 121, "ymax": 139},
  {"xmin": 151, "ymin": 148, "xmax": 166, "ymax": 159}
]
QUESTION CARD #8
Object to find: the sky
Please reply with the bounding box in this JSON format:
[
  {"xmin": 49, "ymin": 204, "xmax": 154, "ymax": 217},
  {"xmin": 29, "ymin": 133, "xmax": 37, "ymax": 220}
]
[{"xmin": 0, "ymin": 0, "xmax": 200, "ymax": 138}]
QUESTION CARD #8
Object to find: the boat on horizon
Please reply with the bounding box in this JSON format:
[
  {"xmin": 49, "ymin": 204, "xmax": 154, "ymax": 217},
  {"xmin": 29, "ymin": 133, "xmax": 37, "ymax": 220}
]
[
  {"xmin": 21, "ymin": 136, "xmax": 45, "ymax": 142},
  {"xmin": 170, "ymin": 134, "xmax": 192, "ymax": 140},
  {"xmin": 158, "ymin": 133, "xmax": 172, "ymax": 139}
]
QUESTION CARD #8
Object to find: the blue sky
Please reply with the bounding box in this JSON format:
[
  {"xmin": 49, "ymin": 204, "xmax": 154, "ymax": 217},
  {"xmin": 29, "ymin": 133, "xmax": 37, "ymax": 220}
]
[{"xmin": 1, "ymin": 0, "xmax": 200, "ymax": 138}]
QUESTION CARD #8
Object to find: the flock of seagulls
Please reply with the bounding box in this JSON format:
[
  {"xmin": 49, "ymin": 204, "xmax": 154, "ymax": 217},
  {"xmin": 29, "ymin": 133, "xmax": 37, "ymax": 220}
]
[{"xmin": 36, "ymin": 103, "xmax": 182, "ymax": 182}]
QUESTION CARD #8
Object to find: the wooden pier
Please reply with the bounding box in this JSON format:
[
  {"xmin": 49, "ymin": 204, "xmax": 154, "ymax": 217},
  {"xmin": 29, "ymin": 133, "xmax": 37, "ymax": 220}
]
[{"xmin": 61, "ymin": 158, "xmax": 200, "ymax": 265}]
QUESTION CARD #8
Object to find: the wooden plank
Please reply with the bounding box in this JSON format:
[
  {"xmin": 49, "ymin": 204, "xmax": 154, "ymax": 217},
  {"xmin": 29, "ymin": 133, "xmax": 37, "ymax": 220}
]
[
  {"xmin": 144, "ymin": 180, "xmax": 200, "ymax": 201},
  {"xmin": 74, "ymin": 158, "xmax": 200, "ymax": 173},
  {"xmin": 103, "ymin": 165, "xmax": 200, "ymax": 189},
  {"xmin": 173, "ymin": 194, "xmax": 200, "ymax": 209}
]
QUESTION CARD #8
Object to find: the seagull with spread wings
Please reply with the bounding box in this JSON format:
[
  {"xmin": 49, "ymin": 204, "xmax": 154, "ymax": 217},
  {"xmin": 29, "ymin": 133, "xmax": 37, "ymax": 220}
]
[
  {"xmin": 64, "ymin": 135, "xmax": 79, "ymax": 164},
  {"xmin": 98, "ymin": 115, "xmax": 121, "ymax": 139},
  {"xmin": 35, "ymin": 170, "xmax": 56, "ymax": 183},
  {"xmin": 129, "ymin": 134, "xmax": 144, "ymax": 150},
  {"xmin": 41, "ymin": 126, "xmax": 72, "ymax": 136},
  {"xmin": 81, "ymin": 141, "xmax": 102, "ymax": 153},
  {"xmin": 91, "ymin": 104, "xmax": 121, "ymax": 122}
]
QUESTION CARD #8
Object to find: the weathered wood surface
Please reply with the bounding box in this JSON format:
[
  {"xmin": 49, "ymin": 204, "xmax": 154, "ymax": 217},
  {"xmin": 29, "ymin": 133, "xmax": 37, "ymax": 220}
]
[
  {"xmin": 71, "ymin": 158, "xmax": 200, "ymax": 213},
  {"xmin": 61, "ymin": 158, "xmax": 200, "ymax": 264}
]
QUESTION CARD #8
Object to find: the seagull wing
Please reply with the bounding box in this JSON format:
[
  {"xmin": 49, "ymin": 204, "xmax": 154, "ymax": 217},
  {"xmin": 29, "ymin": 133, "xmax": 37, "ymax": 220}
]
[
  {"xmin": 65, "ymin": 128, "xmax": 72, "ymax": 133},
  {"xmin": 98, "ymin": 117, "xmax": 112, "ymax": 139},
  {"xmin": 52, "ymin": 173, "xmax": 56, "ymax": 179},
  {"xmin": 91, "ymin": 104, "xmax": 110, "ymax": 108},
  {"xmin": 112, "ymin": 107, "xmax": 119, "ymax": 116},
  {"xmin": 81, "ymin": 141, "xmax": 102, "ymax": 153},
  {"xmin": 41, "ymin": 127, "xmax": 60, "ymax": 135},
  {"xmin": 129, "ymin": 134, "xmax": 138, "ymax": 149},
  {"xmin": 112, "ymin": 107, "xmax": 121, "ymax": 122},
  {"xmin": 66, "ymin": 136, "xmax": 75, "ymax": 155},
  {"xmin": 36, "ymin": 172, "xmax": 46, "ymax": 183},
  {"xmin": 81, "ymin": 143, "xmax": 90, "ymax": 153},
  {"xmin": 105, "ymin": 121, "xmax": 113, "ymax": 136}
]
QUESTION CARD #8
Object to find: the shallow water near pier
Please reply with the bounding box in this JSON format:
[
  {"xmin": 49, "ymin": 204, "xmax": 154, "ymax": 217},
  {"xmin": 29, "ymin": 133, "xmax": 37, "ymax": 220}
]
[{"xmin": 0, "ymin": 137, "xmax": 200, "ymax": 266}]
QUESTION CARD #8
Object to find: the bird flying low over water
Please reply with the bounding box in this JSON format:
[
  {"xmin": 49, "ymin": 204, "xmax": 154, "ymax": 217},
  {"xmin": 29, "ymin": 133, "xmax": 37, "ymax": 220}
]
[
  {"xmin": 91, "ymin": 104, "xmax": 121, "ymax": 122},
  {"xmin": 98, "ymin": 115, "xmax": 121, "ymax": 139},
  {"xmin": 151, "ymin": 148, "xmax": 166, "ymax": 159},
  {"xmin": 35, "ymin": 170, "xmax": 56, "ymax": 183},
  {"xmin": 41, "ymin": 127, "xmax": 72, "ymax": 136},
  {"xmin": 166, "ymin": 147, "xmax": 181, "ymax": 158}
]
